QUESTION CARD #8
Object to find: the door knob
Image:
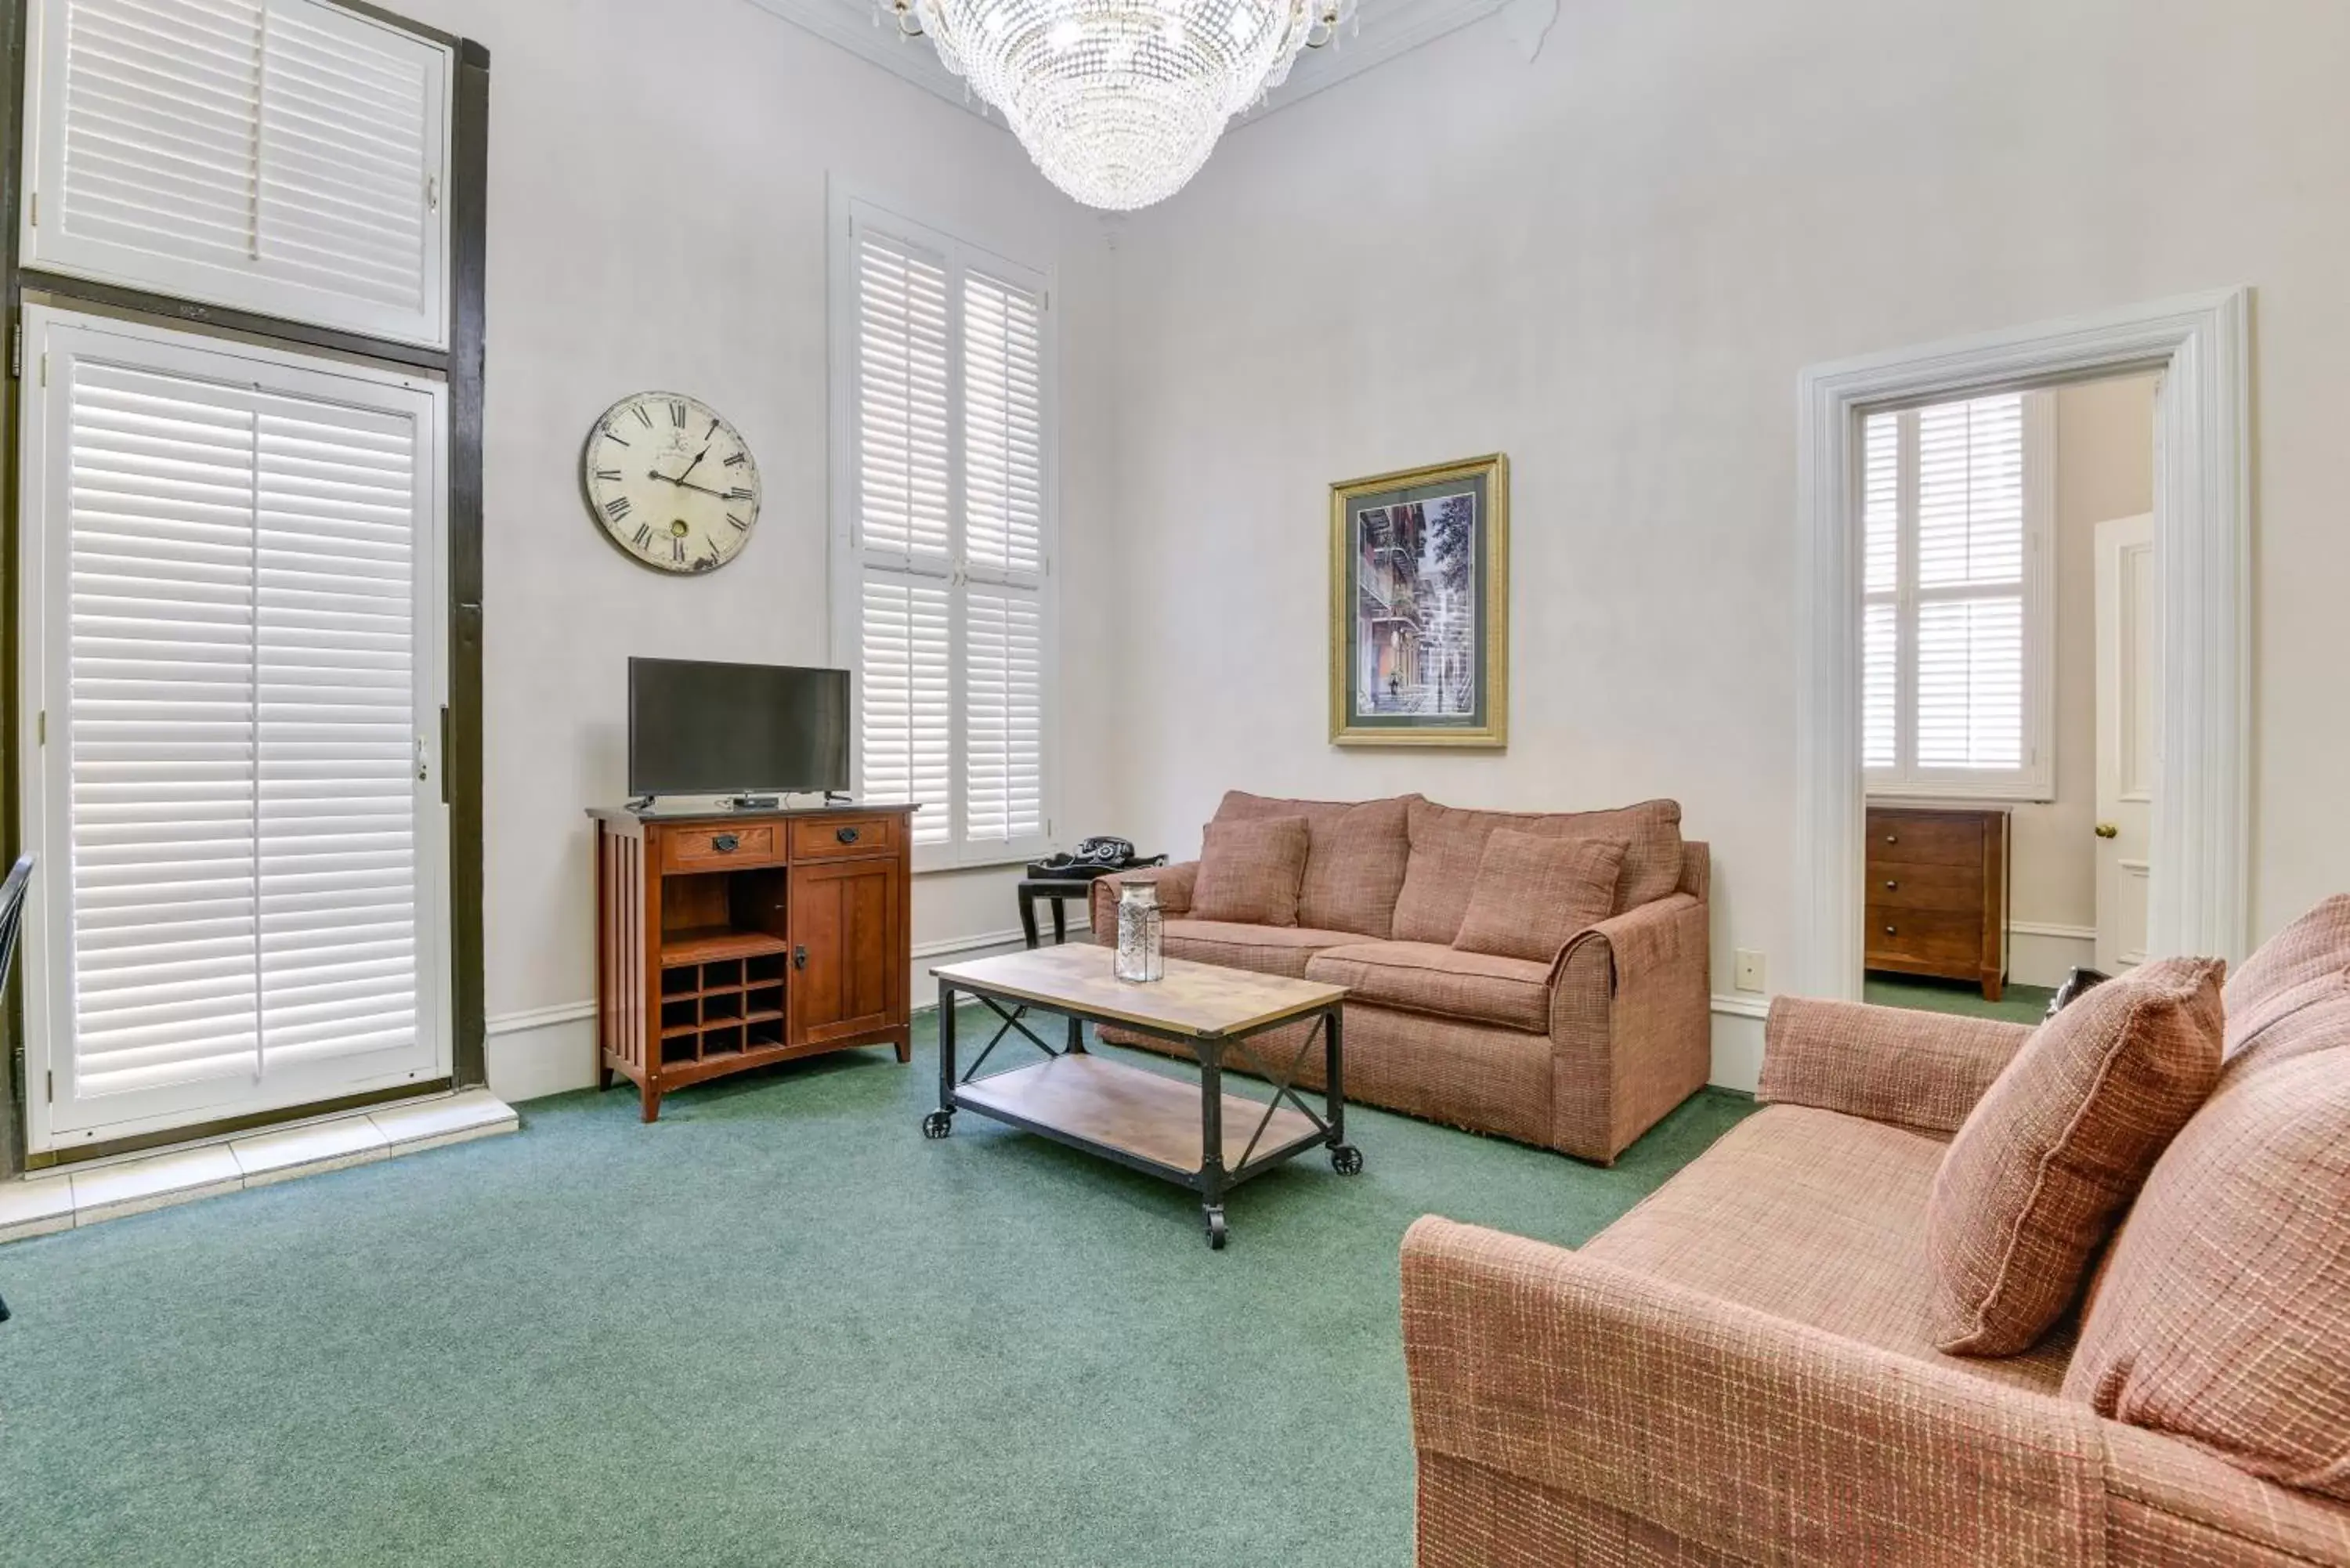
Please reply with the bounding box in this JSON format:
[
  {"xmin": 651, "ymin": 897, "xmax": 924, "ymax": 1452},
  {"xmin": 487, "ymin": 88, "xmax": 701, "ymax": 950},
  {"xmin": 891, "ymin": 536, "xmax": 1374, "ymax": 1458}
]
[
  {"xmin": 793, "ymin": 945, "xmax": 808, "ymax": 971},
  {"xmin": 2094, "ymin": 822, "xmax": 2120, "ymax": 840}
]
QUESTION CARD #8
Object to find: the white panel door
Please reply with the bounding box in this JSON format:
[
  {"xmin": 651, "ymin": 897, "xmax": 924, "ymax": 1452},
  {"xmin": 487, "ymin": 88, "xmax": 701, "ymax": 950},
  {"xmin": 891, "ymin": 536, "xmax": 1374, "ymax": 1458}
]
[
  {"xmin": 20, "ymin": 307, "xmax": 450, "ymax": 1151},
  {"xmin": 2094, "ymin": 513, "xmax": 2157, "ymax": 973}
]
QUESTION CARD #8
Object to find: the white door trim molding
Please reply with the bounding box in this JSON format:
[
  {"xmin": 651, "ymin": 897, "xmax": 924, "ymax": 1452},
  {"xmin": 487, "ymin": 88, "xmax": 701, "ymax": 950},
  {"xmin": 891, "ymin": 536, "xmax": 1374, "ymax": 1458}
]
[{"xmin": 1795, "ymin": 289, "xmax": 2251, "ymax": 999}]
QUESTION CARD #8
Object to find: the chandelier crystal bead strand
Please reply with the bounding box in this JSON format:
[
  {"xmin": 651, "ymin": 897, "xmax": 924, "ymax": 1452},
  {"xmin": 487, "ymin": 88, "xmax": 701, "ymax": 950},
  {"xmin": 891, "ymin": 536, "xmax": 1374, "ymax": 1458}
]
[{"xmin": 883, "ymin": 0, "xmax": 1353, "ymax": 210}]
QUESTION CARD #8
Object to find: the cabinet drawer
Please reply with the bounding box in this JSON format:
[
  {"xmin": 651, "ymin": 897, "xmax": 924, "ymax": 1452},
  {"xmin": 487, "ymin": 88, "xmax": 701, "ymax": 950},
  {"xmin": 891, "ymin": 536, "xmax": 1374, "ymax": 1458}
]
[
  {"xmin": 1867, "ymin": 905, "xmax": 1985, "ymax": 966},
  {"xmin": 1871, "ymin": 862, "xmax": 1985, "ymax": 913},
  {"xmin": 1866, "ymin": 811, "xmax": 1985, "ymax": 869},
  {"xmin": 790, "ymin": 815, "xmax": 898, "ymax": 862},
  {"xmin": 663, "ymin": 822, "xmax": 783, "ymax": 872}
]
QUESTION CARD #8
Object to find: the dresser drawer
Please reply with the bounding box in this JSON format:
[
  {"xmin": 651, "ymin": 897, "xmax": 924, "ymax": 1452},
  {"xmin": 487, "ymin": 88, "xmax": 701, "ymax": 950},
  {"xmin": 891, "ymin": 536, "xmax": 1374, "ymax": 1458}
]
[
  {"xmin": 1866, "ymin": 811, "xmax": 1986, "ymax": 869},
  {"xmin": 663, "ymin": 822, "xmax": 784, "ymax": 872},
  {"xmin": 790, "ymin": 814, "xmax": 898, "ymax": 862},
  {"xmin": 1867, "ymin": 905, "xmax": 1986, "ymax": 966},
  {"xmin": 1870, "ymin": 862, "xmax": 1985, "ymax": 913}
]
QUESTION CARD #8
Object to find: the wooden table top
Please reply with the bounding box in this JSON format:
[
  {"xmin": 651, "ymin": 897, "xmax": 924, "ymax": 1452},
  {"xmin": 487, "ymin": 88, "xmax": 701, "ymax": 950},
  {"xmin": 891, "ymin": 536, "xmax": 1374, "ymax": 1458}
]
[{"xmin": 932, "ymin": 943, "xmax": 1346, "ymax": 1039}]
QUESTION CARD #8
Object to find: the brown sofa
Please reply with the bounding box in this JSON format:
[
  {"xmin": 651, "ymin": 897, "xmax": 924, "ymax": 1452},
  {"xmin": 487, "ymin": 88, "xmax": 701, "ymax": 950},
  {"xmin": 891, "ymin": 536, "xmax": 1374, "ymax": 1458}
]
[
  {"xmin": 1088, "ymin": 790, "xmax": 1711, "ymax": 1164},
  {"xmin": 1401, "ymin": 901, "xmax": 2350, "ymax": 1566}
]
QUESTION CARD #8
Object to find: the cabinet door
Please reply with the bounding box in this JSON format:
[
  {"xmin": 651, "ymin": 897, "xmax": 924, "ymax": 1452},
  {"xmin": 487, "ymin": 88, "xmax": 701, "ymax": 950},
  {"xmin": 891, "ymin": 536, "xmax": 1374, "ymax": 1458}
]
[{"xmin": 788, "ymin": 861, "xmax": 901, "ymax": 1046}]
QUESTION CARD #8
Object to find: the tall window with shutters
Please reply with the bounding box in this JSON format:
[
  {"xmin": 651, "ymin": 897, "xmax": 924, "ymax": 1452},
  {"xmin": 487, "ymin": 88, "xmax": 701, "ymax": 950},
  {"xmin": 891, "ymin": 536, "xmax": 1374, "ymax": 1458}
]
[
  {"xmin": 22, "ymin": 0, "xmax": 454, "ymax": 348},
  {"xmin": 832, "ymin": 199, "xmax": 1054, "ymax": 869},
  {"xmin": 1863, "ymin": 390, "xmax": 2055, "ymax": 800},
  {"xmin": 18, "ymin": 309, "xmax": 450, "ymax": 1149}
]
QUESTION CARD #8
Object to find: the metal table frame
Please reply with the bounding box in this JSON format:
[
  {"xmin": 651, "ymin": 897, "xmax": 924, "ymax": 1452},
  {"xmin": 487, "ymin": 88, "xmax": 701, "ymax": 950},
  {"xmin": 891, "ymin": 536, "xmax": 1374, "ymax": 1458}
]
[{"xmin": 922, "ymin": 977, "xmax": 1360, "ymax": 1249}]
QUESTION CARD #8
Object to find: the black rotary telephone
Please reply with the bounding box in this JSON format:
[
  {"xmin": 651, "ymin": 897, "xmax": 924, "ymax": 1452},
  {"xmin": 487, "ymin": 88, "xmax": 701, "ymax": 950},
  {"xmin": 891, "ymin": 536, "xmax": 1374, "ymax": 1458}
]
[{"xmin": 1028, "ymin": 836, "xmax": 1163, "ymax": 881}]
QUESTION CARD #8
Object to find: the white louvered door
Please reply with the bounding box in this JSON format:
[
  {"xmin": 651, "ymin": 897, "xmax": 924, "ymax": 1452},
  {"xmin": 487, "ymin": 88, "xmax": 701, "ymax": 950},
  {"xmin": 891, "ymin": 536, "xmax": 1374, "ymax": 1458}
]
[
  {"xmin": 840, "ymin": 207, "xmax": 1053, "ymax": 870},
  {"xmin": 24, "ymin": 0, "xmax": 452, "ymax": 348},
  {"xmin": 1860, "ymin": 391, "xmax": 2053, "ymax": 801},
  {"xmin": 21, "ymin": 308, "xmax": 449, "ymax": 1149}
]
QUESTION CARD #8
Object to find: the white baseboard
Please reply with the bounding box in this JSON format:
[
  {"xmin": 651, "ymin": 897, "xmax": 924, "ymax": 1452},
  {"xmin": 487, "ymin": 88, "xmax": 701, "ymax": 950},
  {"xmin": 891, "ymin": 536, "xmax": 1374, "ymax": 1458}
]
[{"xmin": 2011, "ymin": 923, "xmax": 2096, "ymax": 989}]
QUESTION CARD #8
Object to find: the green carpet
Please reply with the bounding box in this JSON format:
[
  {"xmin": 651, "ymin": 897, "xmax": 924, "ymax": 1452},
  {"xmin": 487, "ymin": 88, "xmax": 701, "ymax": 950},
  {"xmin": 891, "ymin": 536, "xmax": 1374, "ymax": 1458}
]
[
  {"xmin": 1865, "ymin": 972, "xmax": 2055, "ymax": 1026},
  {"xmin": 0, "ymin": 1013, "xmax": 1752, "ymax": 1568}
]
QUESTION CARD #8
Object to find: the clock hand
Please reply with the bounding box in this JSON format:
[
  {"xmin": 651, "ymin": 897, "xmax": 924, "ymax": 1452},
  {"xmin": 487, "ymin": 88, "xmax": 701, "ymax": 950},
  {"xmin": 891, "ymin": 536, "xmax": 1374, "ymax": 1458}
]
[
  {"xmin": 674, "ymin": 443, "xmax": 713, "ymax": 486},
  {"xmin": 648, "ymin": 470, "xmax": 729, "ymax": 499}
]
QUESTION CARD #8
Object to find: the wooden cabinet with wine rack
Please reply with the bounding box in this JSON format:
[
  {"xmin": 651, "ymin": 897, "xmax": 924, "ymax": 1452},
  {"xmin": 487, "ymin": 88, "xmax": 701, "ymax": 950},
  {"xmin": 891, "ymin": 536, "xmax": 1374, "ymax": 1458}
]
[{"xmin": 591, "ymin": 804, "xmax": 915, "ymax": 1122}]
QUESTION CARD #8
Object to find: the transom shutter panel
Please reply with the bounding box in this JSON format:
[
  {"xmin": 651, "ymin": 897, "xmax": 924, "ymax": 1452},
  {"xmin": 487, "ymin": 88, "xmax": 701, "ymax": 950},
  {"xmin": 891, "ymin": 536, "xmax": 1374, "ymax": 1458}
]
[
  {"xmin": 963, "ymin": 586, "xmax": 1043, "ymax": 846},
  {"xmin": 855, "ymin": 230, "xmax": 952, "ymax": 563},
  {"xmin": 857, "ymin": 575, "xmax": 953, "ymax": 847},
  {"xmin": 38, "ymin": 0, "xmax": 450, "ymax": 346},
  {"xmin": 962, "ymin": 271, "xmax": 1044, "ymax": 579},
  {"xmin": 61, "ymin": 355, "xmax": 425, "ymax": 1100}
]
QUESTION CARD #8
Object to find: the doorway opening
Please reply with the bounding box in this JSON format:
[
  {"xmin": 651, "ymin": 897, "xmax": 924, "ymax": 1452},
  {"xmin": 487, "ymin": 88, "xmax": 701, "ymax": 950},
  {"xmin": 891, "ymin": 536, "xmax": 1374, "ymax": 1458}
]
[
  {"xmin": 1854, "ymin": 373, "xmax": 2159, "ymax": 1028},
  {"xmin": 1794, "ymin": 291, "xmax": 2251, "ymax": 1006}
]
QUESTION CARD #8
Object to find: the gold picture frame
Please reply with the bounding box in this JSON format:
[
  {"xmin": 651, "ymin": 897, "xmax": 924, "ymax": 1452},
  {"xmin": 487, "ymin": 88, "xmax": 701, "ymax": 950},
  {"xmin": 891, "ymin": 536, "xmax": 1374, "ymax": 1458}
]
[{"xmin": 1329, "ymin": 453, "xmax": 1509, "ymax": 748}]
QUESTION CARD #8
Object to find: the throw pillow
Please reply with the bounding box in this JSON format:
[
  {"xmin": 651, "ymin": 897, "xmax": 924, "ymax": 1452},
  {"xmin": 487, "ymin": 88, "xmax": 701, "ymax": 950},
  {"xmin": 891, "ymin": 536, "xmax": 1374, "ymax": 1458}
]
[
  {"xmin": 1390, "ymin": 797, "xmax": 1683, "ymax": 945},
  {"xmin": 2063, "ymin": 1045, "xmax": 2350, "ymax": 1501},
  {"xmin": 1213, "ymin": 791, "xmax": 1413, "ymax": 937},
  {"xmin": 1188, "ymin": 815, "xmax": 1311, "ymax": 928},
  {"xmin": 1451, "ymin": 831, "xmax": 1627, "ymax": 964},
  {"xmin": 1925, "ymin": 955, "xmax": 2225, "ymax": 1357}
]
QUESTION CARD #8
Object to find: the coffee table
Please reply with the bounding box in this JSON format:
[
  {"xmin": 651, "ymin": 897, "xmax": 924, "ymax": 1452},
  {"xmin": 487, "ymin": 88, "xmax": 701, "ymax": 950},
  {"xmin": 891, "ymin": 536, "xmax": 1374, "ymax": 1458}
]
[{"xmin": 923, "ymin": 944, "xmax": 1360, "ymax": 1248}]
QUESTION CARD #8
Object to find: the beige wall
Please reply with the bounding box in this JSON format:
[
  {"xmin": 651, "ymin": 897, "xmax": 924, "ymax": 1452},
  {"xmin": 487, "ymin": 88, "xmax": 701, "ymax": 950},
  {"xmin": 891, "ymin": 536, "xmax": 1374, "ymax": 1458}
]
[
  {"xmin": 1103, "ymin": 0, "xmax": 2350, "ymax": 1081},
  {"xmin": 2008, "ymin": 374, "xmax": 2157, "ymax": 949},
  {"xmin": 386, "ymin": 0, "xmax": 1124, "ymax": 1097}
]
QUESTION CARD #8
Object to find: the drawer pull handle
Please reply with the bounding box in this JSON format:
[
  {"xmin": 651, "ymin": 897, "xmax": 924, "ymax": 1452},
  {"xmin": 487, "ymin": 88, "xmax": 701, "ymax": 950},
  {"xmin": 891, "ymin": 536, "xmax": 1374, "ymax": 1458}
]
[
  {"xmin": 1884, "ymin": 924, "xmax": 1897, "ymax": 935},
  {"xmin": 793, "ymin": 945, "xmax": 808, "ymax": 971},
  {"xmin": 1884, "ymin": 833, "xmax": 1898, "ymax": 844},
  {"xmin": 1885, "ymin": 880, "xmax": 1897, "ymax": 890},
  {"xmin": 836, "ymin": 826, "xmax": 861, "ymax": 845},
  {"xmin": 711, "ymin": 833, "xmax": 740, "ymax": 854}
]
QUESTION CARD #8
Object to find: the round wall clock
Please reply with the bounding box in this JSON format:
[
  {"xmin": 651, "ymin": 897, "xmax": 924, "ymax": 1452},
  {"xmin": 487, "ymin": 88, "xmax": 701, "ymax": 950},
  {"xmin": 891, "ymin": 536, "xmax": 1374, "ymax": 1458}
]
[{"xmin": 580, "ymin": 391, "xmax": 763, "ymax": 574}]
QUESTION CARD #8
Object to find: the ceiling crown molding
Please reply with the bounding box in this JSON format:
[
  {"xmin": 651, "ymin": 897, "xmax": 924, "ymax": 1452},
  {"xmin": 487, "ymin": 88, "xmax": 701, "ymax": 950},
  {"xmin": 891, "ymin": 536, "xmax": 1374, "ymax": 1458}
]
[{"xmin": 741, "ymin": 0, "xmax": 1530, "ymax": 128}]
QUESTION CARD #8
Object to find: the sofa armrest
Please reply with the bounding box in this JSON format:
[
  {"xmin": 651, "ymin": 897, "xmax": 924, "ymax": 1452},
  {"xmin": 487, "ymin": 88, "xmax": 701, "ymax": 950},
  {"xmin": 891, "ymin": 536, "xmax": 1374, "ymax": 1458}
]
[
  {"xmin": 1758, "ymin": 996, "xmax": 2033, "ymax": 1136},
  {"xmin": 1547, "ymin": 893, "xmax": 1711, "ymax": 1162},
  {"xmin": 1087, "ymin": 862, "xmax": 1198, "ymax": 945},
  {"xmin": 1401, "ymin": 1216, "xmax": 2105, "ymax": 1567}
]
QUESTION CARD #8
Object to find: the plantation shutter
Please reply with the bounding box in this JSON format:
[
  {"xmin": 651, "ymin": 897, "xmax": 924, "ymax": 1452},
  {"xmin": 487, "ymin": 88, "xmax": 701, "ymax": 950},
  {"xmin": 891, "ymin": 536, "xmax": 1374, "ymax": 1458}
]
[
  {"xmin": 1863, "ymin": 392, "xmax": 2046, "ymax": 797},
  {"xmin": 844, "ymin": 209, "xmax": 1053, "ymax": 866},
  {"xmin": 33, "ymin": 313, "xmax": 446, "ymax": 1138},
  {"xmin": 31, "ymin": 0, "xmax": 451, "ymax": 347}
]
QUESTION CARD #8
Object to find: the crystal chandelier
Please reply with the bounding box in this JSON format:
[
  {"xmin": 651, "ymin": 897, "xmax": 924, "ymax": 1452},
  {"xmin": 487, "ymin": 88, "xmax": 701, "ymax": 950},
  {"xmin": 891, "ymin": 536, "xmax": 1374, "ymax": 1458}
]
[{"xmin": 880, "ymin": 0, "xmax": 1353, "ymax": 211}]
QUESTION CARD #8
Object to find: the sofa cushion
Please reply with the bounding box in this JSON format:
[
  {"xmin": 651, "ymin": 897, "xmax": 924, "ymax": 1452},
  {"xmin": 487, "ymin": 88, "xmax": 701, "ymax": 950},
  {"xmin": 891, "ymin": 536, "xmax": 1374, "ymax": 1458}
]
[
  {"xmin": 2064, "ymin": 1046, "xmax": 2350, "ymax": 1501},
  {"xmin": 2223, "ymin": 894, "xmax": 2350, "ymax": 1033},
  {"xmin": 1392, "ymin": 797, "xmax": 1683, "ymax": 944},
  {"xmin": 1925, "ymin": 956, "xmax": 2225, "ymax": 1357},
  {"xmin": 1583, "ymin": 1104, "xmax": 2073, "ymax": 1393},
  {"xmin": 1213, "ymin": 791, "xmax": 1413, "ymax": 938},
  {"xmin": 1189, "ymin": 815, "xmax": 1309, "ymax": 927},
  {"xmin": 1306, "ymin": 941, "xmax": 1553, "ymax": 1033},
  {"xmin": 1452, "ymin": 830, "xmax": 1625, "ymax": 964},
  {"xmin": 1160, "ymin": 919, "xmax": 1360, "ymax": 981},
  {"xmin": 2223, "ymin": 894, "xmax": 2350, "ymax": 1075}
]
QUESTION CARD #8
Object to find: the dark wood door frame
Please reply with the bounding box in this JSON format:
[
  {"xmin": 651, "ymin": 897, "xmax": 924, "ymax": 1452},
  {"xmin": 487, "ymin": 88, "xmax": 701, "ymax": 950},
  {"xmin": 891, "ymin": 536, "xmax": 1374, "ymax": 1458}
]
[{"xmin": 0, "ymin": 0, "xmax": 491, "ymax": 1178}]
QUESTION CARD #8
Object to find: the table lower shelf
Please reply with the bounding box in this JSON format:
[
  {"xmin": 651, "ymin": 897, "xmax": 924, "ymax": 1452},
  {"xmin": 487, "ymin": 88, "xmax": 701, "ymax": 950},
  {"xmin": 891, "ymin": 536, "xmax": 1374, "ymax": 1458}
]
[{"xmin": 950, "ymin": 1053, "xmax": 1321, "ymax": 1178}]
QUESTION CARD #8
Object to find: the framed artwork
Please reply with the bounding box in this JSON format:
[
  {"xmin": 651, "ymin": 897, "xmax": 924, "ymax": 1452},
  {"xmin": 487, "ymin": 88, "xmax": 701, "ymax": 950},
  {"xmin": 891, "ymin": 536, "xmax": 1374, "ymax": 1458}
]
[{"xmin": 1329, "ymin": 453, "xmax": 1509, "ymax": 747}]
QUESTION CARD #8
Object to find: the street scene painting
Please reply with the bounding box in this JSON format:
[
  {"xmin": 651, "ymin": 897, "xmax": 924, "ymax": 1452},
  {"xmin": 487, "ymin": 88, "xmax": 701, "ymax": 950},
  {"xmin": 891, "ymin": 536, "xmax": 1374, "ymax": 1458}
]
[
  {"xmin": 1352, "ymin": 493, "xmax": 1479, "ymax": 716},
  {"xmin": 1329, "ymin": 455, "xmax": 1508, "ymax": 748}
]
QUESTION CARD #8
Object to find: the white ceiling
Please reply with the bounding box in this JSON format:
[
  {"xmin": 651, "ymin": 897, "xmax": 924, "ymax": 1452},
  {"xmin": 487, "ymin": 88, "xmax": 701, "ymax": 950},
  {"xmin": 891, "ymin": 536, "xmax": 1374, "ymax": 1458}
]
[{"xmin": 739, "ymin": 0, "xmax": 1553, "ymax": 129}]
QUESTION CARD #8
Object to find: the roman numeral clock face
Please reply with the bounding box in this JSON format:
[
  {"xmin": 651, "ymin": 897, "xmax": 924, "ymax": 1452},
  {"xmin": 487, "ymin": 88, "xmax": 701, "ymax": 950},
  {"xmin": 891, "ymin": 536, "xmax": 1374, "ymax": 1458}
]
[{"xmin": 581, "ymin": 391, "xmax": 762, "ymax": 573}]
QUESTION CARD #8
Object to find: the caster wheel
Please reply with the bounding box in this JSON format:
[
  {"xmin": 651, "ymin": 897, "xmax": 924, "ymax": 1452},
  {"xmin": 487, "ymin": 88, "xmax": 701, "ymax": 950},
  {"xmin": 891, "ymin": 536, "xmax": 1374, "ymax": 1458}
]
[
  {"xmin": 1329, "ymin": 1143, "xmax": 1363, "ymax": 1176},
  {"xmin": 1203, "ymin": 1207, "xmax": 1228, "ymax": 1250},
  {"xmin": 921, "ymin": 1110, "xmax": 954, "ymax": 1140}
]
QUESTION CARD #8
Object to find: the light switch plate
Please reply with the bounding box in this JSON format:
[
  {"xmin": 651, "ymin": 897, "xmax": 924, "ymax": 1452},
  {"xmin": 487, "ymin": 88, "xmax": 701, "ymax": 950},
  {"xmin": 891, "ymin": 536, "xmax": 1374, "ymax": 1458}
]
[{"xmin": 1734, "ymin": 949, "xmax": 1766, "ymax": 993}]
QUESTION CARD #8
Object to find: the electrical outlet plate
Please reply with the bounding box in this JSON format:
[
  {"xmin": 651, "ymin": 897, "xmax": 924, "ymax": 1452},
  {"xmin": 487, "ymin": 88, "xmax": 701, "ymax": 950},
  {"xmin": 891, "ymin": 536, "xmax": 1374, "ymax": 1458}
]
[{"xmin": 1734, "ymin": 949, "xmax": 1766, "ymax": 993}]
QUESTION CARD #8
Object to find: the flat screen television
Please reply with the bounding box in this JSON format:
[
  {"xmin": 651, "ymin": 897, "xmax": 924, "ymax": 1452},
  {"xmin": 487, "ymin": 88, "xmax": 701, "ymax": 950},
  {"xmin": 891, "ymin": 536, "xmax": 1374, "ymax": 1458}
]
[{"xmin": 628, "ymin": 658, "xmax": 851, "ymax": 800}]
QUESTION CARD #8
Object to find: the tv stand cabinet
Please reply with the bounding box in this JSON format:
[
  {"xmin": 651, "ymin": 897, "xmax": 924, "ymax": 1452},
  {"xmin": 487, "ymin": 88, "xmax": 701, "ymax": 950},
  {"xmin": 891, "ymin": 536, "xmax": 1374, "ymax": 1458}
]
[{"xmin": 591, "ymin": 804, "xmax": 916, "ymax": 1122}]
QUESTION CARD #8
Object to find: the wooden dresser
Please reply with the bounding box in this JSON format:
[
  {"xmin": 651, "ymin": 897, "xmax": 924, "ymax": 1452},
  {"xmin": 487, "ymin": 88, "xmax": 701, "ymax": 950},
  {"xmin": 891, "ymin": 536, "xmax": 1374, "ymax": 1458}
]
[
  {"xmin": 1865, "ymin": 804, "xmax": 2012, "ymax": 1001},
  {"xmin": 591, "ymin": 804, "xmax": 916, "ymax": 1122}
]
